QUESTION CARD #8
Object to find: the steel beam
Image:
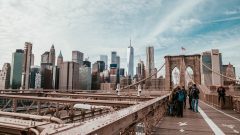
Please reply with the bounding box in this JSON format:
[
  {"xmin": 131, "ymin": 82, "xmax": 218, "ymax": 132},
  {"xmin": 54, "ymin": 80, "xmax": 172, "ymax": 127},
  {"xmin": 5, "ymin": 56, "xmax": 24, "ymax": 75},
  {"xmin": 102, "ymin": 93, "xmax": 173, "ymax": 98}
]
[
  {"xmin": 0, "ymin": 94, "xmax": 137, "ymax": 107},
  {"xmin": 40, "ymin": 94, "xmax": 170, "ymax": 135}
]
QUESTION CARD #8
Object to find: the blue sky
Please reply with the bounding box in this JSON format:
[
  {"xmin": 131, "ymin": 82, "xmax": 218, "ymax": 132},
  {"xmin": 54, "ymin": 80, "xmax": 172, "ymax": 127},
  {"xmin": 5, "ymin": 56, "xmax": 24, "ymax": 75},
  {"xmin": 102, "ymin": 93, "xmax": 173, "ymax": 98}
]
[{"xmin": 0, "ymin": 0, "xmax": 240, "ymax": 78}]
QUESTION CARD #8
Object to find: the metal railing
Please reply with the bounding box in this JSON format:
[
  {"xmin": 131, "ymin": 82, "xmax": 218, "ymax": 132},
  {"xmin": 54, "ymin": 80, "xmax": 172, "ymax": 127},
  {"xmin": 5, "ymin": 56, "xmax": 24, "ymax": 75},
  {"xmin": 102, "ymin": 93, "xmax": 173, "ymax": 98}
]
[
  {"xmin": 40, "ymin": 94, "xmax": 170, "ymax": 135},
  {"xmin": 232, "ymin": 96, "xmax": 240, "ymax": 113},
  {"xmin": 204, "ymin": 94, "xmax": 233, "ymax": 109}
]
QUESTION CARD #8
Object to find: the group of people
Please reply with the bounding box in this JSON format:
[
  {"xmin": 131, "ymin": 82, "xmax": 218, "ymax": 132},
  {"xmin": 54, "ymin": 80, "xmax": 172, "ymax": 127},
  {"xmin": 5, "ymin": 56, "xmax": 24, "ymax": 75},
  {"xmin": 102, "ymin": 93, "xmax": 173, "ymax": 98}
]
[{"xmin": 168, "ymin": 84, "xmax": 200, "ymax": 117}]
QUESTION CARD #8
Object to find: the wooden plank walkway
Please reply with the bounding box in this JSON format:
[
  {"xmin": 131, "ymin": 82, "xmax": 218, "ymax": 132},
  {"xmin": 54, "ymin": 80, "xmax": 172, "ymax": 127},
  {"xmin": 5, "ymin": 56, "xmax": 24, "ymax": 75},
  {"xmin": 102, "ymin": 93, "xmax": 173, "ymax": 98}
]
[{"xmin": 152, "ymin": 101, "xmax": 240, "ymax": 135}]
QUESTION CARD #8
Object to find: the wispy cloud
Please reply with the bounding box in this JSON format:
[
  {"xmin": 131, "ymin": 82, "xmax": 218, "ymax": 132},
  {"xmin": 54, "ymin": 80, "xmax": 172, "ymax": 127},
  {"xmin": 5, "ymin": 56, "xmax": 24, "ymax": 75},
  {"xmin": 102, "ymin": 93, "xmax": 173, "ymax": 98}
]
[{"xmin": 0, "ymin": 0, "xmax": 239, "ymax": 77}]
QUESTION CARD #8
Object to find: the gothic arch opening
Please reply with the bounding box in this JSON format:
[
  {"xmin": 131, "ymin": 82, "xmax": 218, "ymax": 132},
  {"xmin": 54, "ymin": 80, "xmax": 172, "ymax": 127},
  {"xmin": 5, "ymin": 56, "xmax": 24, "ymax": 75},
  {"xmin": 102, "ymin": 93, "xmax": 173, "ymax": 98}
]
[
  {"xmin": 185, "ymin": 66, "xmax": 194, "ymax": 87},
  {"xmin": 171, "ymin": 67, "xmax": 180, "ymax": 87}
]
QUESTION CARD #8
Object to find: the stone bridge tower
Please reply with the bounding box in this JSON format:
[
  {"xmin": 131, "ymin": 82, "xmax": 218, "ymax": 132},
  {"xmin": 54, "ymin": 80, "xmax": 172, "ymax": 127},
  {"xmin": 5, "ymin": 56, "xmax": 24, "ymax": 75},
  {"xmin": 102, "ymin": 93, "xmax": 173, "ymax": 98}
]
[{"xmin": 165, "ymin": 54, "xmax": 201, "ymax": 90}]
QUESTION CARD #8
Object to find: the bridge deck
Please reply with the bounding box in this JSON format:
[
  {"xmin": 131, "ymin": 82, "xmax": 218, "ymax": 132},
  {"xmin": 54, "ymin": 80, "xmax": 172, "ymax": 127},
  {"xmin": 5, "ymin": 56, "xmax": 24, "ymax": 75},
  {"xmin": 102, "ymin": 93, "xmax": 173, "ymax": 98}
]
[{"xmin": 153, "ymin": 101, "xmax": 240, "ymax": 135}]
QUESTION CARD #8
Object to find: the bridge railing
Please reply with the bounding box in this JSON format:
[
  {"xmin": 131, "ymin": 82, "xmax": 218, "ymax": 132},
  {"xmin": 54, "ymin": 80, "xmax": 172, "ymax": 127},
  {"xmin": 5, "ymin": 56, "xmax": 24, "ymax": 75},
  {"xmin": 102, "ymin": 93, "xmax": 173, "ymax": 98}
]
[
  {"xmin": 232, "ymin": 96, "xmax": 240, "ymax": 113},
  {"xmin": 204, "ymin": 94, "xmax": 233, "ymax": 109}
]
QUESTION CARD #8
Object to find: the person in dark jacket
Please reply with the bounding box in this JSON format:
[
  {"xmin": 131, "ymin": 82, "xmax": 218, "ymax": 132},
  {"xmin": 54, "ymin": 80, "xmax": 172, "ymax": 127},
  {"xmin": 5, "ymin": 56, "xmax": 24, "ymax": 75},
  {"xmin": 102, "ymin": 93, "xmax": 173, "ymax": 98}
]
[
  {"xmin": 176, "ymin": 86, "xmax": 185, "ymax": 117},
  {"xmin": 217, "ymin": 86, "xmax": 226, "ymax": 106},
  {"xmin": 191, "ymin": 84, "xmax": 200, "ymax": 112},
  {"xmin": 188, "ymin": 85, "xmax": 193, "ymax": 110}
]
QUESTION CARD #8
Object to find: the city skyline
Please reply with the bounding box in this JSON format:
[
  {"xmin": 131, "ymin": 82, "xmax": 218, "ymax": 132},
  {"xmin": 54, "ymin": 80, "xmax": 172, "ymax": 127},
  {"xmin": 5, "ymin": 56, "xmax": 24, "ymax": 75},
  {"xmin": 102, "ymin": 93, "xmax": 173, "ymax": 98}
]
[{"xmin": 0, "ymin": 0, "xmax": 239, "ymax": 77}]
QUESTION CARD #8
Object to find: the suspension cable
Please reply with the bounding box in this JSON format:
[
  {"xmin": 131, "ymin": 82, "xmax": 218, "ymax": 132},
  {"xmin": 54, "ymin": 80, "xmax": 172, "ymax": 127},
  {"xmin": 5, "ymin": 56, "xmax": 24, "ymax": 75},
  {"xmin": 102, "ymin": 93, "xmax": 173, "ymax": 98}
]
[
  {"xmin": 121, "ymin": 63, "xmax": 166, "ymax": 90},
  {"xmin": 201, "ymin": 62, "xmax": 240, "ymax": 83}
]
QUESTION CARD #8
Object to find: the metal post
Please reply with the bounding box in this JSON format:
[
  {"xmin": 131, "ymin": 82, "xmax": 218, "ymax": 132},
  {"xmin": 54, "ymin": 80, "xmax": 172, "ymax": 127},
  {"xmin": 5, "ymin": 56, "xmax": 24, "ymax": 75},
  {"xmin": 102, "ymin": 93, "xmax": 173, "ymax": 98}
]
[
  {"xmin": 137, "ymin": 84, "xmax": 142, "ymax": 97},
  {"xmin": 37, "ymin": 101, "xmax": 41, "ymax": 115},
  {"xmin": 12, "ymin": 99, "xmax": 17, "ymax": 113},
  {"xmin": 116, "ymin": 83, "xmax": 120, "ymax": 96}
]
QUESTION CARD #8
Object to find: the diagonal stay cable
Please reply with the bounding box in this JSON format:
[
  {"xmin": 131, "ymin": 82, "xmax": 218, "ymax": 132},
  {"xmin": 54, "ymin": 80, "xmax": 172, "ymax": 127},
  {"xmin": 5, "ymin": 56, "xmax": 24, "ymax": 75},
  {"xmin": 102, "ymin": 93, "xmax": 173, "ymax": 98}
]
[{"xmin": 121, "ymin": 63, "xmax": 166, "ymax": 90}]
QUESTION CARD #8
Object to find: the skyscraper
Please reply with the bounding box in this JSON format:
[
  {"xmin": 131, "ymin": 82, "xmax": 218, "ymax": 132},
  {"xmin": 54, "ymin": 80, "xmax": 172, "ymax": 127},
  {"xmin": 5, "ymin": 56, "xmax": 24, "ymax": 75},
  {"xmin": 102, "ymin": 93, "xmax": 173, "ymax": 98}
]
[
  {"xmin": 31, "ymin": 54, "xmax": 34, "ymax": 66},
  {"xmin": 201, "ymin": 49, "xmax": 223, "ymax": 86},
  {"xmin": 41, "ymin": 51, "xmax": 50, "ymax": 63},
  {"xmin": 136, "ymin": 59, "xmax": 145, "ymax": 80},
  {"xmin": 127, "ymin": 40, "xmax": 134, "ymax": 77},
  {"xmin": 59, "ymin": 62, "xmax": 80, "ymax": 91},
  {"xmin": 40, "ymin": 47, "xmax": 54, "ymax": 89},
  {"xmin": 0, "ymin": 63, "xmax": 11, "ymax": 89},
  {"xmin": 111, "ymin": 51, "xmax": 117, "ymax": 64},
  {"xmin": 211, "ymin": 49, "xmax": 222, "ymax": 86},
  {"xmin": 21, "ymin": 42, "xmax": 32, "ymax": 89},
  {"xmin": 30, "ymin": 66, "xmax": 40, "ymax": 89},
  {"xmin": 146, "ymin": 46, "xmax": 155, "ymax": 79},
  {"xmin": 41, "ymin": 45, "xmax": 55, "ymax": 66},
  {"xmin": 79, "ymin": 59, "xmax": 92, "ymax": 90},
  {"xmin": 116, "ymin": 56, "xmax": 120, "ymax": 69},
  {"xmin": 72, "ymin": 51, "xmax": 84, "ymax": 66},
  {"xmin": 100, "ymin": 55, "xmax": 108, "ymax": 69},
  {"xmin": 49, "ymin": 45, "xmax": 56, "ymax": 66},
  {"xmin": 57, "ymin": 51, "xmax": 63, "ymax": 67},
  {"xmin": 10, "ymin": 49, "xmax": 24, "ymax": 89}
]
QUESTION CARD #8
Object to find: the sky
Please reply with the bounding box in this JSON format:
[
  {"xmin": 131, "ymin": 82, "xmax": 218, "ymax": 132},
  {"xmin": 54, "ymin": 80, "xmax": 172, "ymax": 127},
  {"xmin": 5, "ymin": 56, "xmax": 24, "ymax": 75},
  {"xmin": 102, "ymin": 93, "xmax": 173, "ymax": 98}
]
[{"xmin": 0, "ymin": 0, "xmax": 240, "ymax": 78}]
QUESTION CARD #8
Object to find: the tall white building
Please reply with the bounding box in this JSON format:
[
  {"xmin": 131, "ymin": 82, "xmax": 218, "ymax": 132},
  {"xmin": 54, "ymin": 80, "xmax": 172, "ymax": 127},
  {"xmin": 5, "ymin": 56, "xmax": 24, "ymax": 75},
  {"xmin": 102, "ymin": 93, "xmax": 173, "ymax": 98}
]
[{"xmin": 127, "ymin": 40, "xmax": 134, "ymax": 77}]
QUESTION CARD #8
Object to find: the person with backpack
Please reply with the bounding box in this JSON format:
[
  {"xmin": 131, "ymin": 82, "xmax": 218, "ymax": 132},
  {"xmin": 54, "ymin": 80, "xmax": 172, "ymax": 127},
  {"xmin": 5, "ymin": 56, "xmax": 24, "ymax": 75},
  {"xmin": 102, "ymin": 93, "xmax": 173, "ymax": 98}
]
[
  {"xmin": 217, "ymin": 86, "xmax": 226, "ymax": 106},
  {"xmin": 191, "ymin": 84, "xmax": 200, "ymax": 112},
  {"xmin": 176, "ymin": 86, "xmax": 185, "ymax": 117}
]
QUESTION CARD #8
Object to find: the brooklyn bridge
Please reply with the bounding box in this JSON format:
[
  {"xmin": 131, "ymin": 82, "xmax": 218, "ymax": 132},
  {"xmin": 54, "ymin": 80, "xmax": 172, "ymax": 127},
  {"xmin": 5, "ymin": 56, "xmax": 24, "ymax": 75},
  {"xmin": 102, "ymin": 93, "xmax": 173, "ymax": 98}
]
[{"xmin": 0, "ymin": 54, "xmax": 239, "ymax": 135}]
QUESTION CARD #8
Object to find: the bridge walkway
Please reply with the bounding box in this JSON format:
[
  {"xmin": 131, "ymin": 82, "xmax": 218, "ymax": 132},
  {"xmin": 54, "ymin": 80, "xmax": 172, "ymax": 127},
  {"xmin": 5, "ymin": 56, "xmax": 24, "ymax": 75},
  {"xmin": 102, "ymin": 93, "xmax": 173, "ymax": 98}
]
[{"xmin": 152, "ymin": 101, "xmax": 240, "ymax": 135}]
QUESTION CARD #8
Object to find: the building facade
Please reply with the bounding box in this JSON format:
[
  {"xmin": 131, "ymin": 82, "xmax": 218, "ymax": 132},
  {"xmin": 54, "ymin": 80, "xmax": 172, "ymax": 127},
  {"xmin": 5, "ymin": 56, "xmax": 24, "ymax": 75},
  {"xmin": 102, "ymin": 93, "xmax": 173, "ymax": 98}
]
[
  {"xmin": 0, "ymin": 63, "xmax": 11, "ymax": 89},
  {"xmin": 21, "ymin": 42, "xmax": 33, "ymax": 89},
  {"xmin": 111, "ymin": 51, "xmax": 117, "ymax": 64},
  {"xmin": 30, "ymin": 66, "xmax": 40, "ymax": 89},
  {"xmin": 10, "ymin": 49, "xmax": 24, "ymax": 89},
  {"xmin": 136, "ymin": 59, "xmax": 145, "ymax": 80},
  {"xmin": 59, "ymin": 62, "xmax": 79, "ymax": 91},
  {"xmin": 35, "ymin": 73, "xmax": 41, "ymax": 89},
  {"xmin": 72, "ymin": 51, "xmax": 84, "ymax": 66},
  {"xmin": 40, "ymin": 63, "xmax": 53, "ymax": 89},
  {"xmin": 201, "ymin": 49, "xmax": 223, "ymax": 86},
  {"xmin": 57, "ymin": 51, "xmax": 63, "ymax": 67},
  {"xmin": 100, "ymin": 55, "xmax": 108, "ymax": 69},
  {"xmin": 49, "ymin": 45, "xmax": 55, "ymax": 66},
  {"xmin": 79, "ymin": 65, "xmax": 92, "ymax": 90},
  {"xmin": 116, "ymin": 56, "xmax": 120, "ymax": 69},
  {"xmin": 146, "ymin": 46, "xmax": 155, "ymax": 79}
]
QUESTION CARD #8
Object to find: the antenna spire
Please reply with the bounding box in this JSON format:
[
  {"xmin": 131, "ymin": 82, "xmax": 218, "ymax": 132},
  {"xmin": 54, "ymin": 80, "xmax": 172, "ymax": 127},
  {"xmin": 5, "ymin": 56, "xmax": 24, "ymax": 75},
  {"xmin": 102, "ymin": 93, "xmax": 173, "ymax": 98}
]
[{"xmin": 129, "ymin": 38, "xmax": 132, "ymax": 47}]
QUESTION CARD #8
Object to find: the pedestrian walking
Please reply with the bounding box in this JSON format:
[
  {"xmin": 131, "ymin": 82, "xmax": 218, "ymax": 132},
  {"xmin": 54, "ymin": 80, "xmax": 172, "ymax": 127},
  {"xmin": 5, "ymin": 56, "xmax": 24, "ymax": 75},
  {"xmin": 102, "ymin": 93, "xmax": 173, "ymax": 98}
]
[
  {"xmin": 176, "ymin": 86, "xmax": 185, "ymax": 117},
  {"xmin": 217, "ymin": 86, "xmax": 226, "ymax": 106},
  {"xmin": 191, "ymin": 84, "xmax": 200, "ymax": 112},
  {"xmin": 188, "ymin": 85, "xmax": 193, "ymax": 110}
]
